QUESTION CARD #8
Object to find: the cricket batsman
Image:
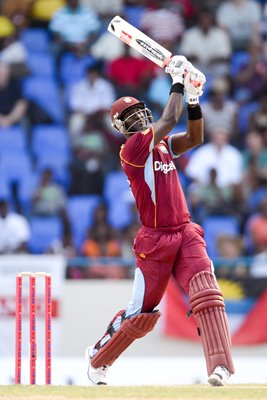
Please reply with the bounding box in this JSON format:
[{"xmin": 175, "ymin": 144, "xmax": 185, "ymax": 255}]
[{"xmin": 85, "ymin": 55, "xmax": 235, "ymax": 386}]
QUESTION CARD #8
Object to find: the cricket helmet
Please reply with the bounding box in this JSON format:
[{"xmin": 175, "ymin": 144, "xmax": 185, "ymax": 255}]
[{"xmin": 110, "ymin": 96, "xmax": 152, "ymax": 134}]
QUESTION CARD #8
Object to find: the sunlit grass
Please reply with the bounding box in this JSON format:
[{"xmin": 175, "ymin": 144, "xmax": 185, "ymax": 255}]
[{"xmin": 0, "ymin": 384, "xmax": 267, "ymax": 399}]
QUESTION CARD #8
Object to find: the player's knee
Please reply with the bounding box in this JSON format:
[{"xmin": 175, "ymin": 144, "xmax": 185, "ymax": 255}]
[
  {"xmin": 91, "ymin": 311, "xmax": 161, "ymax": 368},
  {"xmin": 188, "ymin": 270, "xmax": 225, "ymax": 314}
]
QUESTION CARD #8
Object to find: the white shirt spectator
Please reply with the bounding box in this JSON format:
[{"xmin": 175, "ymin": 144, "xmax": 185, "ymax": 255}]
[
  {"xmin": 0, "ymin": 41, "xmax": 28, "ymax": 64},
  {"xmin": 91, "ymin": 32, "xmax": 140, "ymax": 62},
  {"xmin": 250, "ymin": 251, "xmax": 267, "ymax": 277},
  {"xmin": 140, "ymin": 8, "xmax": 184, "ymax": 43},
  {"xmin": 201, "ymin": 100, "xmax": 238, "ymax": 136},
  {"xmin": 0, "ymin": 213, "xmax": 30, "ymax": 253},
  {"xmin": 80, "ymin": 0, "xmax": 122, "ymax": 15},
  {"xmin": 185, "ymin": 129, "xmax": 243, "ymax": 187},
  {"xmin": 69, "ymin": 76, "xmax": 115, "ymax": 114},
  {"xmin": 49, "ymin": 3, "xmax": 100, "ymax": 43},
  {"xmin": 179, "ymin": 25, "xmax": 231, "ymax": 67},
  {"xmin": 216, "ymin": 0, "xmax": 261, "ymax": 50}
]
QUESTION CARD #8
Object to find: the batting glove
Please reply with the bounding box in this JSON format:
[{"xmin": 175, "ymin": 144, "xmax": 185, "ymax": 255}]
[
  {"xmin": 184, "ymin": 68, "xmax": 206, "ymax": 105},
  {"xmin": 165, "ymin": 55, "xmax": 188, "ymax": 84}
]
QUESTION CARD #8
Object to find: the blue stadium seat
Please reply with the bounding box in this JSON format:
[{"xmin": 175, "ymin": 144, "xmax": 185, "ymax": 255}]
[
  {"xmin": 27, "ymin": 52, "xmax": 56, "ymax": 78},
  {"xmin": 28, "ymin": 216, "xmax": 63, "ymax": 253},
  {"xmin": 60, "ymin": 53, "xmax": 96, "ymax": 85},
  {"xmin": 32, "ymin": 124, "xmax": 70, "ymax": 159},
  {"xmin": 123, "ymin": 5, "xmax": 145, "ymax": 29},
  {"xmin": 0, "ymin": 153, "xmax": 32, "ymax": 184},
  {"xmin": 67, "ymin": 195, "xmax": 101, "ymax": 249},
  {"xmin": 23, "ymin": 77, "xmax": 64, "ymax": 123},
  {"xmin": 104, "ymin": 171, "xmax": 133, "ymax": 229},
  {"xmin": 230, "ymin": 51, "xmax": 250, "ymax": 76},
  {"xmin": 19, "ymin": 172, "xmax": 39, "ymax": 216},
  {"xmin": 20, "ymin": 28, "xmax": 50, "ymax": 52},
  {"xmin": 36, "ymin": 153, "xmax": 69, "ymax": 186},
  {"xmin": 202, "ymin": 216, "xmax": 240, "ymax": 258},
  {"xmin": 0, "ymin": 126, "xmax": 27, "ymax": 155},
  {"xmin": 0, "ymin": 175, "xmax": 10, "ymax": 200},
  {"xmin": 238, "ymin": 101, "xmax": 259, "ymax": 134}
]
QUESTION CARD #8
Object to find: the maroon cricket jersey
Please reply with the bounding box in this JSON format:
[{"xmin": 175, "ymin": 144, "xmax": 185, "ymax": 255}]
[{"xmin": 120, "ymin": 127, "xmax": 190, "ymax": 228}]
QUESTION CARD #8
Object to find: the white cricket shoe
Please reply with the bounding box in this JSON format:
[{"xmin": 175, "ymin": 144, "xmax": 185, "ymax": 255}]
[
  {"xmin": 208, "ymin": 365, "xmax": 231, "ymax": 387},
  {"xmin": 85, "ymin": 346, "xmax": 109, "ymax": 385}
]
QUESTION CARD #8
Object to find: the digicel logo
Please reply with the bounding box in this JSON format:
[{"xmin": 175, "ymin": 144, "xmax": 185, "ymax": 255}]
[
  {"xmin": 120, "ymin": 31, "xmax": 132, "ymax": 45},
  {"xmin": 154, "ymin": 161, "xmax": 176, "ymax": 174}
]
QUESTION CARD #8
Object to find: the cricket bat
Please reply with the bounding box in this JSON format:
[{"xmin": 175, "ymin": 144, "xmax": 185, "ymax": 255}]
[{"xmin": 107, "ymin": 15, "xmax": 172, "ymax": 68}]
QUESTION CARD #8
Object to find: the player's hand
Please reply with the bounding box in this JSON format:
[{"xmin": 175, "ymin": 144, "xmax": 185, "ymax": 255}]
[
  {"xmin": 165, "ymin": 55, "xmax": 188, "ymax": 84},
  {"xmin": 184, "ymin": 67, "xmax": 206, "ymax": 105}
]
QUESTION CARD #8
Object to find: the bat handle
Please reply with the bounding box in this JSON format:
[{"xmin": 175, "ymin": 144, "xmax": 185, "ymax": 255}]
[{"xmin": 163, "ymin": 56, "xmax": 172, "ymax": 67}]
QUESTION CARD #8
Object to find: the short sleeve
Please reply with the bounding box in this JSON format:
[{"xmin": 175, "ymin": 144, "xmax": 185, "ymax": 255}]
[{"xmin": 162, "ymin": 136, "xmax": 180, "ymax": 159}]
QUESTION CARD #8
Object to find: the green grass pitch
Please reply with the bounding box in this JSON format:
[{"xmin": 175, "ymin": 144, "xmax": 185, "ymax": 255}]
[{"xmin": 0, "ymin": 385, "xmax": 267, "ymax": 399}]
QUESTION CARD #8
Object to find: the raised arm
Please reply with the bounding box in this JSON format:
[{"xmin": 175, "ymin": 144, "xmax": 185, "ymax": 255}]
[
  {"xmin": 153, "ymin": 57, "xmax": 186, "ymax": 145},
  {"xmin": 153, "ymin": 56, "xmax": 205, "ymax": 150},
  {"xmin": 153, "ymin": 92, "xmax": 183, "ymax": 145},
  {"xmin": 165, "ymin": 58, "xmax": 206, "ymax": 155},
  {"xmin": 171, "ymin": 105, "xmax": 204, "ymax": 156}
]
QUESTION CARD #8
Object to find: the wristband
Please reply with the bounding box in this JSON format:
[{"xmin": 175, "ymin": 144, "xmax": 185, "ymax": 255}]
[
  {"xmin": 187, "ymin": 105, "xmax": 203, "ymax": 120},
  {"xmin": 169, "ymin": 82, "xmax": 184, "ymax": 95}
]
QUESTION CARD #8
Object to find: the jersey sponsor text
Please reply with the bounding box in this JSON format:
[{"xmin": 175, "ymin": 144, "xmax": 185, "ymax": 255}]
[{"xmin": 154, "ymin": 160, "xmax": 176, "ymax": 174}]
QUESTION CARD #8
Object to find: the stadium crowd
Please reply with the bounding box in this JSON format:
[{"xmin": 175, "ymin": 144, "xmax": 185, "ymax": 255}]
[{"xmin": 0, "ymin": 0, "xmax": 267, "ymax": 279}]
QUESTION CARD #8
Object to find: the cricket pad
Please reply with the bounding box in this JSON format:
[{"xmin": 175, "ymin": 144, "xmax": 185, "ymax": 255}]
[
  {"xmin": 91, "ymin": 311, "xmax": 161, "ymax": 368},
  {"xmin": 189, "ymin": 271, "xmax": 235, "ymax": 375}
]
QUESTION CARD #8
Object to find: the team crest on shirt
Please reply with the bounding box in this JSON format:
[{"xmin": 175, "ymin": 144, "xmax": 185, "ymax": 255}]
[{"xmin": 159, "ymin": 144, "xmax": 168, "ymax": 154}]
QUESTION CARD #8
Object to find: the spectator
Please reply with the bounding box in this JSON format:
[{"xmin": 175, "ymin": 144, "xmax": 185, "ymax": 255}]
[
  {"xmin": 179, "ymin": 7, "xmax": 232, "ymax": 78},
  {"xmin": 0, "ymin": 15, "xmax": 16, "ymax": 41},
  {"xmin": 242, "ymin": 130, "xmax": 267, "ymax": 182},
  {"xmin": 216, "ymin": 234, "xmax": 248, "ymax": 279},
  {"xmin": 249, "ymin": 95, "xmax": 267, "ymax": 144},
  {"xmin": 193, "ymin": 0, "xmax": 225, "ymax": 16},
  {"xmin": 30, "ymin": 0, "xmax": 65, "ymax": 28},
  {"xmin": 49, "ymin": 227, "xmax": 77, "ymax": 259},
  {"xmin": 69, "ymin": 124, "xmax": 106, "ymax": 195},
  {"xmin": 81, "ymin": 203, "xmax": 126, "ymax": 279},
  {"xmin": 68, "ymin": 61, "xmax": 116, "ymax": 143},
  {"xmin": 139, "ymin": 0, "xmax": 185, "ymax": 52},
  {"xmin": 0, "ymin": 199, "xmax": 30, "ymax": 254},
  {"xmin": 120, "ymin": 222, "xmax": 140, "ymax": 265},
  {"xmin": 32, "ymin": 168, "xmax": 67, "ymax": 216},
  {"xmin": 0, "ymin": 33, "xmax": 28, "ymax": 78},
  {"xmin": 234, "ymin": 39, "xmax": 267, "ymax": 103},
  {"xmin": 106, "ymin": 44, "xmax": 157, "ymax": 99},
  {"xmin": 187, "ymin": 168, "xmax": 234, "ymax": 223},
  {"xmin": 246, "ymin": 197, "xmax": 267, "ymax": 253},
  {"xmin": 241, "ymin": 154, "xmax": 267, "ymax": 216},
  {"xmin": 0, "ymin": 62, "xmax": 28, "ymax": 127},
  {"xmin": 201, "ymin": 77, "xmax": 239, "ymax": 137},
  {"xmin": 185, "ymin": 127, "xmax": 243, "ymax": 187},
  {"xmin": 216, "ymin": 0, "xmax": 261, "ymax": 51},
  {"xmin": 1, "ymin": 0, "xmax": 33, "ymax": 31},
  {"xmin": 90, "ymin": 30, "xmax": 142, "ymax": 63},
  {"xmin": 82, "ymin": 223, "xmax": 121, "ymax": 258},
  {"xmin": 49, "ymin": 0, "xmax": 101, "ymax": 58},
  {"xmin": 80, "ymin": 0, "xmax": 123, "ymax": 24}
]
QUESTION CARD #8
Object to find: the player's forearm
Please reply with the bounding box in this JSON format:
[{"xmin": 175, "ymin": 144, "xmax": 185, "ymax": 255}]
[
  {"xmin": 161, "ymin": 92, "xmax": 183, "ymax": 124},
  {"xmin": 153, "ymin": 92, "xmax": 183, "ymax": 144},
  {"xmin": 186, "ymin": 114, "xmax": 204, "ymax": 147}
]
